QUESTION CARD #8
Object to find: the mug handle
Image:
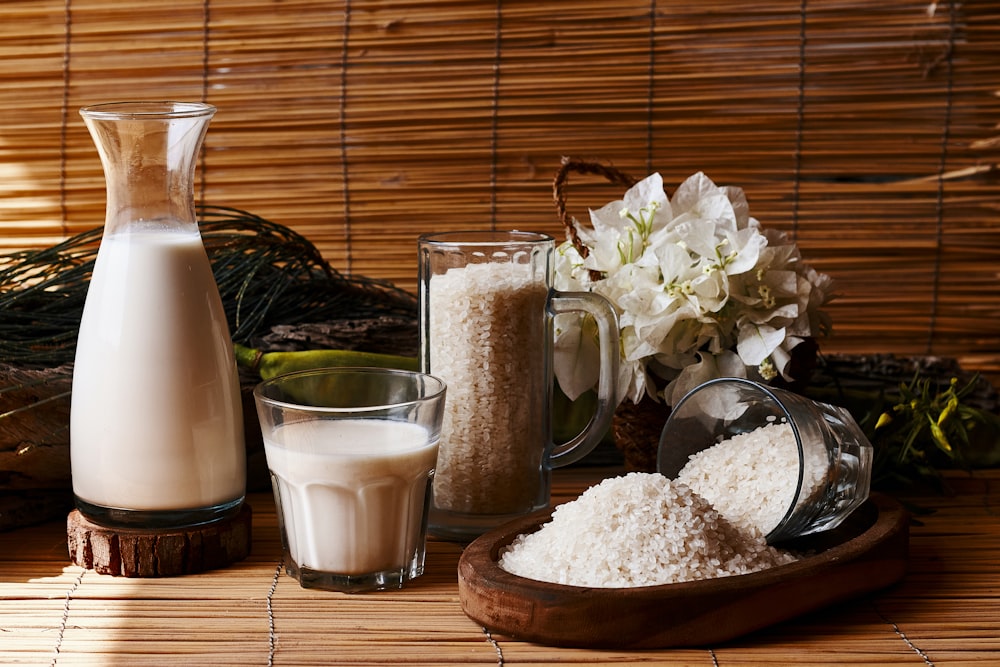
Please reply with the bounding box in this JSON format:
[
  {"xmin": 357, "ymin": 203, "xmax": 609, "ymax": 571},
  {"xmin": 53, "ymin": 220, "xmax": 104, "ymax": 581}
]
[{"xmin": 547, "ymin": 290, "xmax": 619, "ymax": 466}]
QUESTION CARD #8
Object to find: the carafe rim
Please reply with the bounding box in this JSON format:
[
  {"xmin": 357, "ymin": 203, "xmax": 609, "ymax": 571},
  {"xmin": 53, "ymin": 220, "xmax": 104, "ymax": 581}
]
[{"xmin": 80, "ymin": 101, "xmax": 216, "ymax": 120}]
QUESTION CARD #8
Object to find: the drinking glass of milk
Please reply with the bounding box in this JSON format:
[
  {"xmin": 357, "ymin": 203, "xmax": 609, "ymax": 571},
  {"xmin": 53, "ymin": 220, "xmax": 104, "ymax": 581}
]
[{"xmin": 253, "ymin": 367, "xmax": 446, "ymax": 592}]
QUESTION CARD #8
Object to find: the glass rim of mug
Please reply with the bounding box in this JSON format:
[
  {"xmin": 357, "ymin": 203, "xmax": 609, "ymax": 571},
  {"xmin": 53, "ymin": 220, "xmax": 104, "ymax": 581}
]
[
  {"xmin": 80, "ymin": 101, "xmax": 217, "ymax": 120},
  {"xmin": 253, "ymin": 366, "xmax": 447, "ymax": 414},
  {"xmin": 418, "ymin": 230, "xmax": 553, "ymax": 247}
]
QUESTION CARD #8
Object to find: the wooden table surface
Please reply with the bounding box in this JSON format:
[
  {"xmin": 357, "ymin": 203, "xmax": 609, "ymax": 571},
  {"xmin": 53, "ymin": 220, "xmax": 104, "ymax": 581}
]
[{"xmin": 2, "ymin": 466, "xmax": 998, "ymax": 666}]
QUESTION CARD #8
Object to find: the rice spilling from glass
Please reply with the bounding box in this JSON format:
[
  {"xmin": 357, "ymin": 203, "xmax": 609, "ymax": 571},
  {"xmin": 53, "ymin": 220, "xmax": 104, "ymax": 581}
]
[
  {"xmin": 676, "ymin": 421, "xmax": 829, "ymax": 536},
  {"xmin": 498, "ymin": 472, "xmax": 798, "ymax": 588}
]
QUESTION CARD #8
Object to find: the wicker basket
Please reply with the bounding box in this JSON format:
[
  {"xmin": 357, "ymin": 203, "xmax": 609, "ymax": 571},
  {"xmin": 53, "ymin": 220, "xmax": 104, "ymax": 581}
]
[{"xmin": 608, "ymin": 397, "xmax": 666, "ymax": 472}]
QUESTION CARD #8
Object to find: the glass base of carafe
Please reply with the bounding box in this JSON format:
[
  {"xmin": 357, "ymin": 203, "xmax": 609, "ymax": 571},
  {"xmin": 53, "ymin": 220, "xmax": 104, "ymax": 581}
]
[{"xmin": 74, "ymin": 495, "xmax": 245, "ymax": 530}]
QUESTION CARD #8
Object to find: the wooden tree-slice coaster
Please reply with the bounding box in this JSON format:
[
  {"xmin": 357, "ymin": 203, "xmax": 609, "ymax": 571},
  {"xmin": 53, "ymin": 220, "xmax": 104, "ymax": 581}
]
[{"xmin": 66, "ymin": 504, "xmax": 252, "ymax": 577}]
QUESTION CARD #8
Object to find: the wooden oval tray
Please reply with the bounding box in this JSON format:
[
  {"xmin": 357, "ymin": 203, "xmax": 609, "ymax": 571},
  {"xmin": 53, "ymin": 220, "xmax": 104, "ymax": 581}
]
[{"xmin": 458, "ymin": 493, "xmax": 908, "ymax": 649}]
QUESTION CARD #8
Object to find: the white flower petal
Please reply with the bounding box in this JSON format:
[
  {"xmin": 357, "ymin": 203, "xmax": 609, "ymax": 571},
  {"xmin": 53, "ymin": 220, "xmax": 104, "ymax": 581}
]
[
  {"xmin": 671, "ymin": 172, "xmax": 722, "ymax": 215},
  {"xmin": 553, "ymin": 313, "xmax": 601, "ymax": 401},
  {"xmin": 723, "ymin": 186, "xmax": 752, "ymax": 228},
  {"xmin": 662, "ymin": 350, "xmax": 746, "ymax": 405},
  {"xmin": 723, "ymin": 228, "xmax": 767, "ymax": 275},
  {"xmin": 736, "ymin": 323, "xmax": 786, "ymax": 365},
  {"xmin": 673, "ymin": 217, "xmax": 718, "ymax": 258}
]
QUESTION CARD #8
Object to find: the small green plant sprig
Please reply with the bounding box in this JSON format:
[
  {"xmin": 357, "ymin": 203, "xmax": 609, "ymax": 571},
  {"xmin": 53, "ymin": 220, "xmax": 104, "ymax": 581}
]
[{"xmin": 866, "ymin": 374, "xmax": 1000, "ymax": 490}]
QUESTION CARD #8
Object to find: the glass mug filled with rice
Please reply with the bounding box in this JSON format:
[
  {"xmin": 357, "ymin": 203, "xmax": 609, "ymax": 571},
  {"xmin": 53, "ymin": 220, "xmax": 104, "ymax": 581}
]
[{"xmin": 418, "ymin": 231, "xmax": 619, "ymax": 541}]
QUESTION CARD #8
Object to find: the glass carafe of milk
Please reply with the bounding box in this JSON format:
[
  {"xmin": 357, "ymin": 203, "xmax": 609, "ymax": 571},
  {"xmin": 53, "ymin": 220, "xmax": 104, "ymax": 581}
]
[{"xmin": 71, "ymin": 101, "xmax": 246, "ymax": 529}]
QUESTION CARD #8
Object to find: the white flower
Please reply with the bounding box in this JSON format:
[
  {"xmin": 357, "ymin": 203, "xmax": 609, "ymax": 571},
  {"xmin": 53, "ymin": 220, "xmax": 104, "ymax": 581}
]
[{"xmin": 554, "ymin": 171, "xmax": 832, "ymax": 406}]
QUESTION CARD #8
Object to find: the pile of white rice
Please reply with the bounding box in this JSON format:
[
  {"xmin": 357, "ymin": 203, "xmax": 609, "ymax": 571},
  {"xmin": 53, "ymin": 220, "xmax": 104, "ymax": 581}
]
[
  {"xmin": 675, "ymin": 421, "xmax": 829, "ymax": 536},
  {"xmin": 428, "ymin": 262, "xmax": 549, "ymax": 515},
  {"xmin": 498, "ymin": 472, "xmax": 797, "ymax": 588}
]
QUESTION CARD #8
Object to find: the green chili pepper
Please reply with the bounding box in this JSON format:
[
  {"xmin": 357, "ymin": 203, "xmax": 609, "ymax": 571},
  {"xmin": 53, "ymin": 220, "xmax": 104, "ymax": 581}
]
[{"xmin": 233, "ymin": 343, "xmax": 418, "ymax": 380}]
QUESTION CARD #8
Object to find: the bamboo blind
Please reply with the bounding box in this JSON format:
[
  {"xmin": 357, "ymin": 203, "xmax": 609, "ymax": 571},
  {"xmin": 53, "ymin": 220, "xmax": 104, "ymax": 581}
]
[{"xmin": 0, "ymin": 0, "xmax": 998, "ymax": 375}]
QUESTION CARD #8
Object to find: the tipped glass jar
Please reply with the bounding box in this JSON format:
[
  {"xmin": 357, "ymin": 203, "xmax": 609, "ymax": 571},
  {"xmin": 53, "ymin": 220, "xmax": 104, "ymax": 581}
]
[{"xmin": 658, "ymin": 378, "xmax": 873, "ymax": 543}]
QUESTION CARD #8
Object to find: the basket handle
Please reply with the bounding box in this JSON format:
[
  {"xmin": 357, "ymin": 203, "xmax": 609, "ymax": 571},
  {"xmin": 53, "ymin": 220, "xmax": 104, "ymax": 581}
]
[{"xmin": 552, "ymin": 156, "xmax": 638, "ymax": 261}]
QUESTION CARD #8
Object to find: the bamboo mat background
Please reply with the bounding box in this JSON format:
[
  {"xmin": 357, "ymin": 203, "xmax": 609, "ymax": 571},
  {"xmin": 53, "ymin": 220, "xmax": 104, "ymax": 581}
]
[
  {"xmin": 0, "ymin": 0, "xmax": 998, "ymax": 375},
  {"xmin": 1, "ymin": 467, "xmax": 998, "ymax": 665}
]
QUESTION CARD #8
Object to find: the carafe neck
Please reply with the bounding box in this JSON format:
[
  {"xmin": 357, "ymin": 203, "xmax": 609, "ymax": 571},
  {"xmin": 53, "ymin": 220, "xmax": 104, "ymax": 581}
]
[{"xmin": 80, "ymin": 101, "xmax": 215, "ymax": 235}]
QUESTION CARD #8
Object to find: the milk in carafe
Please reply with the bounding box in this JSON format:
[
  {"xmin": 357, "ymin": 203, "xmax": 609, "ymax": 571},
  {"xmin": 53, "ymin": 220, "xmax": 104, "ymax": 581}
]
[{"xmin": 71, "ymin": 228, "xmax": 245, "ymax": 520}]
